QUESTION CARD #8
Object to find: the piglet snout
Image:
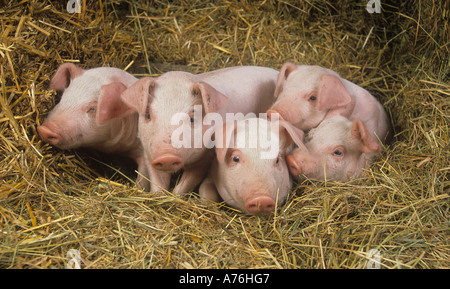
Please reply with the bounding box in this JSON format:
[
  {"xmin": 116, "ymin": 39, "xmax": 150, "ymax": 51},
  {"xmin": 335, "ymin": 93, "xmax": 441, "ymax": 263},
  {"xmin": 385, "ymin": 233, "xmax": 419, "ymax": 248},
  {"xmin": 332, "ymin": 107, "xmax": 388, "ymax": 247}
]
[
  {"xmin": 266, "ymin": 109, "xmax": 284, "ymax": 121},
  {"xmin": 37, "ymin": 125, "xmax": 62, "ymax": 146},
  {"xmin": 286, "ymin": 154, "xmax": 302, "ymax": 176},
  {"xmin": 245, "ymin": 196, "xmax": 276, "ymax": 215},
  {"xmin": 152, "ymin": 154, "xmax": 183, "ymax": 172}
]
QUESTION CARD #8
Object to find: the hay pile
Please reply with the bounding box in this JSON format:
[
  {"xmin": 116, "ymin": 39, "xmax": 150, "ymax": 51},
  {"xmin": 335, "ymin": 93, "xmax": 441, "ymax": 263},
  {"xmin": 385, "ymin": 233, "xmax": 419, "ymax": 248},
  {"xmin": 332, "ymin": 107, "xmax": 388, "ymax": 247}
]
[{"xmin": 0, "ymin": 0, "xmax": 448, "ymax": 269}]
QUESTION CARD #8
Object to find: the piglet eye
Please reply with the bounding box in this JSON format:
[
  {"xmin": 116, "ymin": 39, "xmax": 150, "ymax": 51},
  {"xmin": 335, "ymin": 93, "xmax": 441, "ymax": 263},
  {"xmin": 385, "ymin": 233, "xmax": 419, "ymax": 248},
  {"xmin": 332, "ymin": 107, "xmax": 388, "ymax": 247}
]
[
  {"xmin": 334, "ymin": 150, "xmax": 343, "ymax": 156},
  {"xmin": 232, "ymin": 156, "xmax": 240, "ymax": 163},
  {"xmin": 88, "ymin": 107, "xmax": 96, "ymax": 113},
  {"xmin": 309, "ymin": 95, "xmax": 317, "ymax": 101},
  {"xmin": 276, "ymin": 157, "xmax": 280, "ymax": 164},
  {"xmin": 145, "ymin": 113, "xmax": 151, "ymax": 120},
  {"xmin": 190, "ymin": 117, "xmax": 195, "ymax": 123}
]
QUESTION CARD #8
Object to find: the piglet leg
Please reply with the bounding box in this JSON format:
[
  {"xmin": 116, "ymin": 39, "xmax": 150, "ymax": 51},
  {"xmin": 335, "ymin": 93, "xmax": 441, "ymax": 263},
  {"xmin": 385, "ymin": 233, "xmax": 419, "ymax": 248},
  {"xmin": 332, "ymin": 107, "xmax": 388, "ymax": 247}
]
[
  {"xmin": 148, "ymin": 161, "xmax": 172, "ymax": 194},
  {"xmin": 199, "ymin": 174, "xmax": 220, "ymax": 202},
  {"xmin": 135, "ymin": 155, "xmax": 150, "ymax": 191},
  {"xmin": 173, "ymin": 150, "xmax": 214, "ymax": 196}
]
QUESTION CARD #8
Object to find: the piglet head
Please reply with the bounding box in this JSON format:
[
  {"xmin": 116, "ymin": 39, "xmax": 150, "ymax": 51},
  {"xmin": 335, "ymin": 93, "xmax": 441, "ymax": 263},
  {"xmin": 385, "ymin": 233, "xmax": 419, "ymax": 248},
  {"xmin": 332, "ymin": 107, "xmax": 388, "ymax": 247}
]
[
  {"xmin": 268, "ymin": 63, "xmax": 352, "ymax": 131},
  {"xmin": 212, "ymin": 118, "xmax": 303, "ymax": 215},
  {"xmin": 120, "ymin": 72, "xmax": 228, "ymax": 173},
  {"xmin": 286, "ymin": 116, "xmax": 381, "ymax": 181},
  {"xmin": 38, "ymin": 64, "xmax": 137, "ymax": 151}
]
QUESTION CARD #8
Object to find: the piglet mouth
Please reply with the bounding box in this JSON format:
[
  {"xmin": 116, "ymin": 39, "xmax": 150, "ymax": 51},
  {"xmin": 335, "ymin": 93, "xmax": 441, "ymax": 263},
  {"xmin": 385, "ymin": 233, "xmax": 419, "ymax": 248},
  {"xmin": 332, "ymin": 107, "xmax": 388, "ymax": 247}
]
[{"xmin": 37, "ymin": 124, "xmax": 83, "ymax": 150}]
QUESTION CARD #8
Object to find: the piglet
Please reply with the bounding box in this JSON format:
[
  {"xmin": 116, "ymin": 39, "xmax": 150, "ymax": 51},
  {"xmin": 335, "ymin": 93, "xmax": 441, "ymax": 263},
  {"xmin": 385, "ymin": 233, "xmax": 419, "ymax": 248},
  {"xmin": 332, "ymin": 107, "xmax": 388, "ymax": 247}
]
[
  {"xmin": 199, "ymin": 117, "xmax": 305, "ymax": 215},
  {"xmin": 119, "ymin": 66, "xmax": 279, "ymax": 195},
  {"xmin": 267, "ymin": 63, "xmax": 390, "ymax": 144},
  {"xmin": 37, "ymin": 63, "xmax": 150, "ymax": 189},
  {"xmin": 286, "ymin": 115, "xmax": 381, "ymax": 181}
]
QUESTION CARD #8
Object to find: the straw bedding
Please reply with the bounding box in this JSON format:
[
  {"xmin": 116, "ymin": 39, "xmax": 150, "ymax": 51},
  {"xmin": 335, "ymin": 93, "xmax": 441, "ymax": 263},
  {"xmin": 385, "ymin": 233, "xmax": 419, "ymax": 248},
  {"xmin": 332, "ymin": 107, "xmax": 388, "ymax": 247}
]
[{"xmin": 0, "ymin": 0, "xmax": 448, "ymax": 268}]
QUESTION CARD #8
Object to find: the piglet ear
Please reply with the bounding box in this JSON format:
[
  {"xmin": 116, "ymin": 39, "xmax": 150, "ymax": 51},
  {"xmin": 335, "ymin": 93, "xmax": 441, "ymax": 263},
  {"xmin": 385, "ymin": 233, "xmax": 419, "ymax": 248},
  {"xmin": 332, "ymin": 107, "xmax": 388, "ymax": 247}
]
[
  {"xmin": 351, "ymin": 119, "xmax": 381, "ymax": 153},
  {"xmin": 97, "ymin": 82, "xmax": 134, "ymax": 125},
  {"xmin": 193, "ymin": 82, "xmax": 228, "ymax": 114},
  {"xmin": 317, "ymin": 74, "xmax": 352, "ymax": 111},
  {"xmin": 215, "ymin": 121, "xmax": 237, "ymax": 163},
  {"xmin": 274, "ymin": 62, "xmax": 297, "ymax": 97},
  {"xmin": 50, "ymin": 63, "xmax": 84, "ymax": 90},
  {"xmin": 277, "ymin": 119, "xmax": 308, "ymax": 152},
  {"xmin": 120, "ymin": 77, "xmax": 156, "ymax": 115}
]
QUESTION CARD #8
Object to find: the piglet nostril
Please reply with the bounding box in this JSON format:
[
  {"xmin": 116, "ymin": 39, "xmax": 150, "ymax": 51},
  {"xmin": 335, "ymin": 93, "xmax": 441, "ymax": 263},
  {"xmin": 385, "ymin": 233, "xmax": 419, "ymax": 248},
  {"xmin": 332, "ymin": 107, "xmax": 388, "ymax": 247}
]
[
  {"xmin": 37, "ymin": 125, "xmax": 62, "ymax": 146},
  {"xmin": 245, "ymin": 196, "xmax": 276, "ymax": 215},
  {"xmin": 152, "ymin": 154, "xmax": 183, "ymax": 172}
]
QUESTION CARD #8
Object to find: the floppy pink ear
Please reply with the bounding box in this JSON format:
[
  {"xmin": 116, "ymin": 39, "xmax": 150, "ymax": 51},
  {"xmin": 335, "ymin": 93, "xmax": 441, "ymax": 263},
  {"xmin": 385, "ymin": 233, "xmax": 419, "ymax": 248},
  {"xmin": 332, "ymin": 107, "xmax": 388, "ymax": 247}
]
[
  {"xmin": 317, "ymin": 74, "xmax": 352, "ymax": 111},
  {"xmin": 215, "ymin": 121, "xmax": 237, "ymax": 163},
  {"xmin": 351, "ymin": 119, "xmax": 381, "ymax": 153},
  {"xmin": 277, "ymin": 119, "xmax": 308, "ymax": 152},
  {"xmin": 274, "ymin": 62, "xmax": 298, "ymax": 97},
  {"xmin": 97, "ymin": 82, "xmax": 134, "ymax": 125},
  {"xmin": 120, "ymin": 77, "xmax": 156, "ymax": 115},
  {"xmin": 50, "ymin": 63, "xmax": 84, "ymax": 90},
  {"xmin": 193, "ymin": 82, "xmax": 228, "ymax": 114}
]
